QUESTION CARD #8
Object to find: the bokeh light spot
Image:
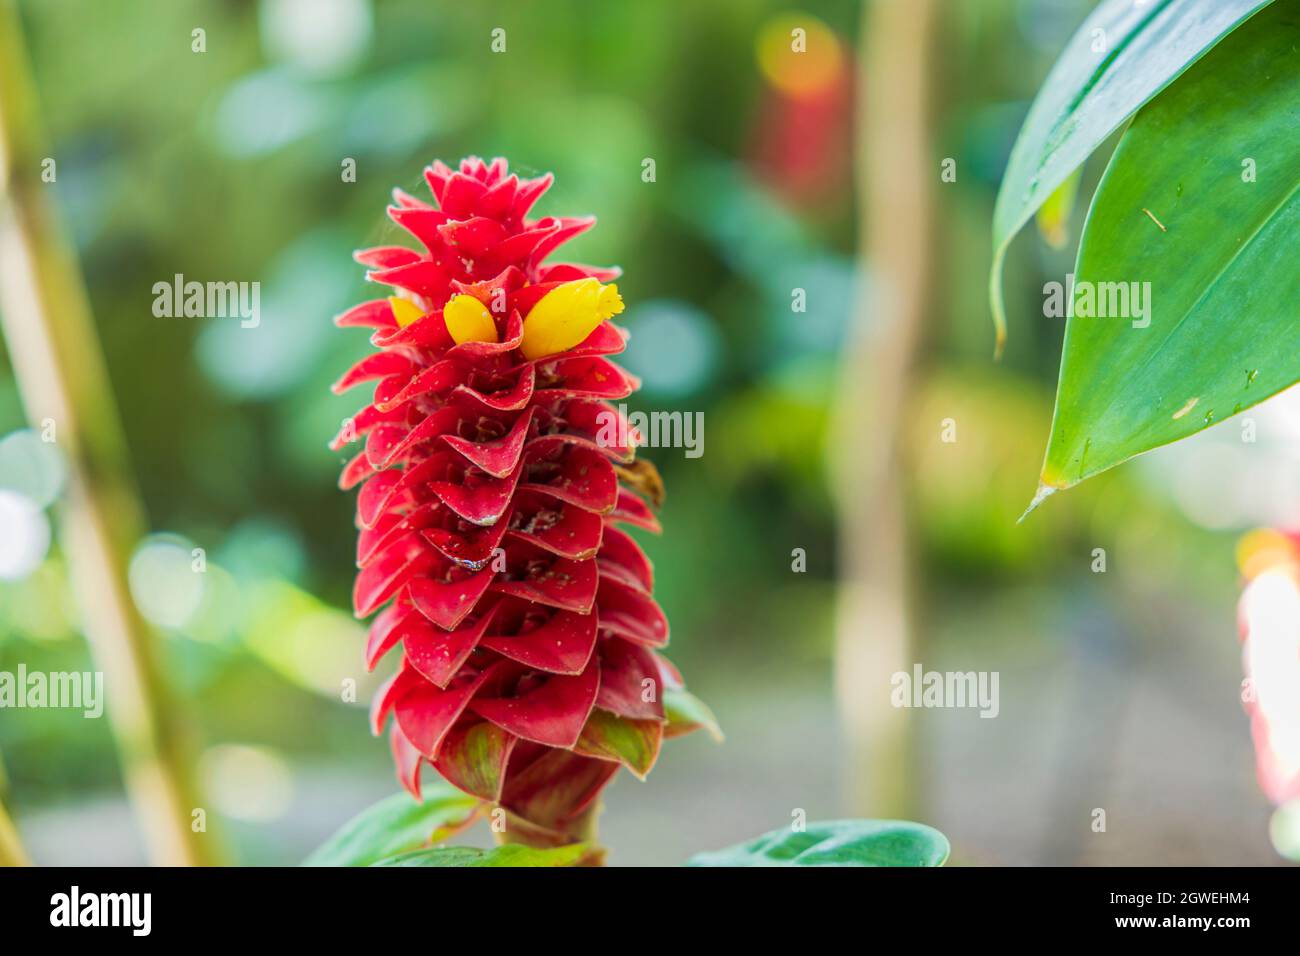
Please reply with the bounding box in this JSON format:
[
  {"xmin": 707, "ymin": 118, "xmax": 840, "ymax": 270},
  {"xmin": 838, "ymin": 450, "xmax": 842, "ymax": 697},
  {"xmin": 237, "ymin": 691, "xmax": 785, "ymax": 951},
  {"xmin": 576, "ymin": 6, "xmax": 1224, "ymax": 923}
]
[
  {"xmin": 620, "ymin": 300, "xmax": 720, "ymax": 397},
  {"xmin": 196, "ymin": 231, "xmax": 351, "ymax": 399},
  {"xmin": 0, "ymin": 490, "xmax": 51, "ymax": 581},
  {"xmin": 199, "ymin": 743, "xmax": 295, "ymax": 823},
  {"xmin": 213, "ymin": 69, "xmax": 332, "ymax": 158},
  {"xmin": 0, "ymin": 429, "xmax": 66, "ymax": 509},
  {"xmin": 260, "ymin": 0, "xmax": 372, "ymax": 77},
  {"xmin": 128, "ymin": 534, "xmax": 205, "ymax": 629},
  {"xmin": 756, "ymin": 14, "xmax": 844, "ymax": 99}
]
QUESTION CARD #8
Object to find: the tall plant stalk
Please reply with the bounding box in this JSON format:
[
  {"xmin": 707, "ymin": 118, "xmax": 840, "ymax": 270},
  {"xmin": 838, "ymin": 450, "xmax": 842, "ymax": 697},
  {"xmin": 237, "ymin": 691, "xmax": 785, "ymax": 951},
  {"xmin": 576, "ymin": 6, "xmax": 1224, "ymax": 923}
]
[
  {"xmin": 831, "ymin": 0, "xmax": 937, "ymax": 817},
  {"xmin": 0, "ymin": 796, "xmax": 29, "ymax": 866},
  {"xmin": 0, "ymin": 0, "xmax": 217, "ymax": 865}
]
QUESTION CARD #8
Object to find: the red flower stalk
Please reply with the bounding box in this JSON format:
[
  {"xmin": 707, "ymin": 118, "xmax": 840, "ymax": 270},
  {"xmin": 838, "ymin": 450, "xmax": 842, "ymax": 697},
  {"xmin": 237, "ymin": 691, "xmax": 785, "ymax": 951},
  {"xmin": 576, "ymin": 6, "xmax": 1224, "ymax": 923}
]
[{"xmin": 331, "ymin": 157, "xmax": 713, "ymax": 847}]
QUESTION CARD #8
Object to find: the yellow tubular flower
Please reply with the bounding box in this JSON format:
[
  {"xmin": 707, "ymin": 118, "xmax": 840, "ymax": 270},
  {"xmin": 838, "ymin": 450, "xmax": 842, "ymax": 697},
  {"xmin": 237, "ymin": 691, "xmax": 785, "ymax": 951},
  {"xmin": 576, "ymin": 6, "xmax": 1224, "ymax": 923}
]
[
  {"xmin": 519, "ymin": 278, "xmax": 623, "ymax": 361},
  {"xmin": 388, "ymin": 296, "xmax": 425, "ymax": 329},
  {"xmin": 443, "ymin": 293, "xmax": 499, "ymax": 345}
]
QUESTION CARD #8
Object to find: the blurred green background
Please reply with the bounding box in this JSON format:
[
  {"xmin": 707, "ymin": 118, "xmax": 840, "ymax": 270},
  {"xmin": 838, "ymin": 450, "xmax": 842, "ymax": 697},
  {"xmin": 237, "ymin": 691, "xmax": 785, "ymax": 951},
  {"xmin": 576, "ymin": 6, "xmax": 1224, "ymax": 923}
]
[{"xmin": 1, "ymin": 0, "xmax": 1297, "ymax": 865}]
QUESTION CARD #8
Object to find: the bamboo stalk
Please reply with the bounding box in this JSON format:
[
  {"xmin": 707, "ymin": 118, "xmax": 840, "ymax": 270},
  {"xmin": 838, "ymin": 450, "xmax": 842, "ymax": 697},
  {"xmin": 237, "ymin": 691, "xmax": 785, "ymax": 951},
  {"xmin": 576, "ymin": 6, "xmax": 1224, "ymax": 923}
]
[
  {"xmin": 830, "ymin": 0, "xmax": 937, "ymax": 818},
  {"xmin": 0, "ymin": 796, "xmax": 30, "ymax": 867},
  {"xmin": 0, "ymin": 0, "xmax": 219, "ymax": 865}
]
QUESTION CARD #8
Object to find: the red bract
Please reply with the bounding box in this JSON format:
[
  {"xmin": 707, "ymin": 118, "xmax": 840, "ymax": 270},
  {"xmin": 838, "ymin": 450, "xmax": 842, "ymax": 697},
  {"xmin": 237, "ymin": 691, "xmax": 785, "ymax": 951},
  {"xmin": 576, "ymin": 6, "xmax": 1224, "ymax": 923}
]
[{"xmin": 334, "ymin": 157, "xmax": 702, "ymax": 846}]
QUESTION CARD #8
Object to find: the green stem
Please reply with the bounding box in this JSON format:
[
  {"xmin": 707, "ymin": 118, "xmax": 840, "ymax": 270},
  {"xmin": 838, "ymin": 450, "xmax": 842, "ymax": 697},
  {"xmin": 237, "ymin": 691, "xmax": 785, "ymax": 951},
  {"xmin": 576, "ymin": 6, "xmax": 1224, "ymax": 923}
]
[
  {"xmin": 0, "ymin": 797, "xmax": 29, "ymax": 867},
  {"xmin": 0, "ymin": 0, "xmax": 219, "ymax": 865},
  {"xmin": 493, "ymin": 804, "xmax": 606, "ymax": 865},
  {"xmin": 830, "ymin": 0, "xmax": 938, "ymax": 819}
]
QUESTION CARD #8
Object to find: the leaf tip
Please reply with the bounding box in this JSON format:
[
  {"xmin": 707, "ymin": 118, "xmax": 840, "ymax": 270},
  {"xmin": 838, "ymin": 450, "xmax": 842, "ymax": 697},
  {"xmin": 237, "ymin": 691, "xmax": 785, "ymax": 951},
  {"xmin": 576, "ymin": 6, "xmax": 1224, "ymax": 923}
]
[{"xmin": 1017, "ymin": 481, "xmax": 1057, "ymax": 523}]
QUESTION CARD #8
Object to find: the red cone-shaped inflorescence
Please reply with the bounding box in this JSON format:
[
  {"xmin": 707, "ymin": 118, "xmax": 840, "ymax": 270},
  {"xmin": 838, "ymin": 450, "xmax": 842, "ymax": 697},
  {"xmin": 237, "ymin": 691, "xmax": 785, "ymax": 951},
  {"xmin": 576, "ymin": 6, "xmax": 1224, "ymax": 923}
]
[{"xmin": 332, "ymin": 157, "xmax": 705, "ymax": 845}]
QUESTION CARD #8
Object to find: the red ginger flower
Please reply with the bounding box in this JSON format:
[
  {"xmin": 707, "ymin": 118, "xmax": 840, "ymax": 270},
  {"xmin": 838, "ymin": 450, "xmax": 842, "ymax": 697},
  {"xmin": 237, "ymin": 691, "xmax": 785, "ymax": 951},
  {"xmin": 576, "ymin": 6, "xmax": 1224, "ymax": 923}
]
[{"xmin": 332, "ymin": 157, "xmax": 708, "ymax": 847}]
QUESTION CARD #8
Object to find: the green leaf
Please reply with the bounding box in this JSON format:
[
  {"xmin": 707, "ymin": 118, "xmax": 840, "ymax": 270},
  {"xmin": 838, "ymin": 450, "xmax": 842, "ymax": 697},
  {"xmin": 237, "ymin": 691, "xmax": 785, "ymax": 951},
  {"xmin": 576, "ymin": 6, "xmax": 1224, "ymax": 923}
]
[
  {"xmin": 662, "ymin": 687, "xmax": 723, "ymax": 743},
  {"xmin": 1039, "ymin": 0, "xmax": 1300, "ymax": 494},
  {"xmin": 688, "ymin": 819, "xmax": 949, "ymax": 868},
  {"xmin": 303, "ymin": 785, "xmax": 482, "ymax": 867},
  {"xmin": 573, "ymin": 708, "xmax": 661, "ymax": 779},
  {"xmin": 371, "ymin": 843, "xmax": 592, "ymax": 867},
  {"xmin": 990, "ymin": 0, "xmax": 1272, "ymax": 354}
]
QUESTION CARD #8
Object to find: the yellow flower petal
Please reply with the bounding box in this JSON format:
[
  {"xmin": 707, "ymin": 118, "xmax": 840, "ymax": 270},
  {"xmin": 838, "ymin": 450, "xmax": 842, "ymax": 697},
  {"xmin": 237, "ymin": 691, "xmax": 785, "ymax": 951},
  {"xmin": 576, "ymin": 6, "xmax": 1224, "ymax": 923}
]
[
  {"xmin": 443, "ymin": 293, "xmax": 499, "ymax": 345},
  {"xmin": 519, "ymin": 278, "xmax": 623, "ymax": 361},
  {"xmin": 388, "ymin": 296, "xmax": 425, "ymax": 329}
]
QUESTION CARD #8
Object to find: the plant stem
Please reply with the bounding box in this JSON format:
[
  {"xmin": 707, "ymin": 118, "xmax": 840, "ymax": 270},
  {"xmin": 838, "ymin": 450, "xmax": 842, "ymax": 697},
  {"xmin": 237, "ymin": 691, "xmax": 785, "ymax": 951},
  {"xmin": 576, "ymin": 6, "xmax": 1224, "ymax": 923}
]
[
  {"xmin": 0, "ymin": 0, "xmax": 219, "ymax": 865},
  {"xmin": 493, "ymin": 804, "xmax": 606, "ymax": 865},
  {"xmin": 0, "ymin": 796, "xmax": 29, "ymax": 867},
  {"xmin": 831, "ymin": 0, "xmax": 937, "ymax": 818}
]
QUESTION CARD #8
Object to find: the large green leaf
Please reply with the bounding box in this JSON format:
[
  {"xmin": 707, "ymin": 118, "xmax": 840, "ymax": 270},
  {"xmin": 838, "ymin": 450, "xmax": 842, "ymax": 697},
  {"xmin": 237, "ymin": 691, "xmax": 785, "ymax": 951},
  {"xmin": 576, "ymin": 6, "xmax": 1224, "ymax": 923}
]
[
  {"xmin": 303, "ymin": 786, "xmax": 482, "ymax": 867},
  {"xmin": 990, "ymin": 0, "xmax": 1272, "ymax": 354},
  {"xmin": 1038, "ymin": 0, "xmax": 1300, "ymax": 496},
  {"xmin": 688, "ymin": 820, "xmax": 949, "ymax": 868},
  {"xmin": 371, "ymin": 843, "xmax": 592, "ymax": 867}
]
